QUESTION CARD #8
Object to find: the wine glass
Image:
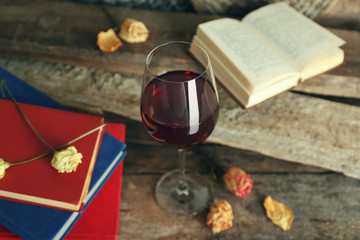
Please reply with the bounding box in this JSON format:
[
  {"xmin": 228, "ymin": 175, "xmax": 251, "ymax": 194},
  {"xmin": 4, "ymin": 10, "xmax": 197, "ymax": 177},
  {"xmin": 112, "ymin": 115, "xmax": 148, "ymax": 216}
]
[{"xmin": 140, "ymin": 41, "xmax": 219, "ymax": 216}]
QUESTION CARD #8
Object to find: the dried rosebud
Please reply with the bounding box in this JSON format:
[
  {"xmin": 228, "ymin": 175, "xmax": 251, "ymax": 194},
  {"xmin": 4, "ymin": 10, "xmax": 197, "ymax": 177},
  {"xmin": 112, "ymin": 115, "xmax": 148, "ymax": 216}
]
[
  {"xmin": 206, "ymin": 200, "xmax": 234, "ymax": 234},
  {"xmin": 51, "ymin": 146, "xmax": 83, "ymax": 173},
  {"xmin": 223, "ymin": 167, "xmax": 253, "ymax": 198},
  {"xmin": 119, "ymin": 18, "xmax": 149, "ymax": 43},
  {"xmin": 264, "ymin": 196, "xmax": 294, "ymax": 231},
  {"xmin": 97, "ymin": 28, "xmax": 123, "ymax": 52},
  {"xmin": 0, "ymin": 158, "xmax": 10, "ymax": 180}
]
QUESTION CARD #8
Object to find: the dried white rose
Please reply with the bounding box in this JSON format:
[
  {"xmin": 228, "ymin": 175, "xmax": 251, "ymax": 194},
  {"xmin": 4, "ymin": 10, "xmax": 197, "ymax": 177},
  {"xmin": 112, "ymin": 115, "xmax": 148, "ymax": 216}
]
[
  {"xmin": 51, "ymin": 146, "xmax": 83, "ymax": 173},
  {"xmin": 0, "ymin": 158, "xmax": 11, "ymax": 180},
  {"xmin": 119, "ymin": 18, "xmax": 149, "ymax": 43}
]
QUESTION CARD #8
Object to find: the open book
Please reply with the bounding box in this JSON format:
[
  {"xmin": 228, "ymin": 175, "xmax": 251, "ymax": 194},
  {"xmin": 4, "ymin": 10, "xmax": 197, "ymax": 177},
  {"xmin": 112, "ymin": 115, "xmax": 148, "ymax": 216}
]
[{"xmin": 190, "ymin": 2, "xmax": 345, "ymax": 108}]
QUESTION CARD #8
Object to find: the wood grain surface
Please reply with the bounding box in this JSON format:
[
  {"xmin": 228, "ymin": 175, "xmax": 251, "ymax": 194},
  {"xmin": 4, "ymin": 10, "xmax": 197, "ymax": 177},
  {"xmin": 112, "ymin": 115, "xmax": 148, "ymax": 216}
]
[
  {"xmin": 0, "ymin": 11, "xmax": 359, "ymax": 178},
  {"xmin": 0, "ymin": 0, "xmax": 359, "ymax": 239}
]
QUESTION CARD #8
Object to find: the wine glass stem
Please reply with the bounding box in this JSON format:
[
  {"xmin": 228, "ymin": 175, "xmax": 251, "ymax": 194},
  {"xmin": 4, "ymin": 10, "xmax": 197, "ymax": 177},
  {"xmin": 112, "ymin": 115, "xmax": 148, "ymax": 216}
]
[
  {"xmin": 178, "ymin": 149, "xmax": 186, "ymax": 179},
  {"xmin": 175, "ymin": 149, "xmax": 191, "ymax": 199}
]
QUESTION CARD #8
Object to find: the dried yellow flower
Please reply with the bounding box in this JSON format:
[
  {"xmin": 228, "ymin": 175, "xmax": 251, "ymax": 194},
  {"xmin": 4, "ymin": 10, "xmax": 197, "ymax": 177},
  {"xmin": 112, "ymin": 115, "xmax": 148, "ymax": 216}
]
[
  {"xmin": 0, "ymin": 158, "xmax": 10, "ymax": 180},
  {"xmin": 264, "ymin": 196, "xmax": 294, "ymax": 231},
  {"xmin": 119, "ymin": 18, "xmax": 149, "ymax": 43},
  {"xmin": 97, "ymin": 28, "xmax": 123, "ymax": 52},
  {"xmin": 206, "ymin": 200, "xmax": 234, "ymax": 234},
  {"xmin": 51, "ymin": 146, "xmax": 83, "ymax": 173}
]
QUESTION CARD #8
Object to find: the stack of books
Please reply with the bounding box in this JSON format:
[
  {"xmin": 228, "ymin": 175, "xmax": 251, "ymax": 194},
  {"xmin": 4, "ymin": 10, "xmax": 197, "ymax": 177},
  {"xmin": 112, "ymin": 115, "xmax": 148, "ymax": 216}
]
[{"xmin": 0, "ymin": 67, "xmax": 126, "ymax": 240}]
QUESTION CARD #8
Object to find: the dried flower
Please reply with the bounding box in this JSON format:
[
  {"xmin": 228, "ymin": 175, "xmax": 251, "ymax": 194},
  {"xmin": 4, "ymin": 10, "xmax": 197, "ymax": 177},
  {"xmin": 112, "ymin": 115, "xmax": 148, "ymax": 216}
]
[
  {"xmin": 207, "ymin": 200, "xmax": 234, "ymax": 234},
  {"xmin": 0, "ymin": 158, "xmax": 10, "ymax": 180},
  {"xmin": 97, "ymin": 28, "xmax": 123, "ymax": 52},
  {"xmin": 119, "ymin": 18, "xmax": 149, "ymax": 43},
  {"xmin": 1, "ymin": 78, "xmax": 106, "ymax": 179},
  {"xmin": 51, "ymin": 146, "xmax": 83, "ymax": 173},
  {"xmin": 264, "ymin": 196, "xmax": 294, "ymax": 231},
  {"xmin": 223, "ymin": 167, "xmax": 253, "ymax": 198}
]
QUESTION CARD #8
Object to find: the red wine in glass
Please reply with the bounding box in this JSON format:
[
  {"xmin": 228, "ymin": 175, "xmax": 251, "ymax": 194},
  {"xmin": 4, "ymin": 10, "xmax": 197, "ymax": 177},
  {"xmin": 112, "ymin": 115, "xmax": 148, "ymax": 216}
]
[
  {"xmin": 141, "ymin": 70, "xmax": 219, "ymax": 149},
  {"xmin": 141, "ymin": 41, "xmax": 219, "ymax": 216}
]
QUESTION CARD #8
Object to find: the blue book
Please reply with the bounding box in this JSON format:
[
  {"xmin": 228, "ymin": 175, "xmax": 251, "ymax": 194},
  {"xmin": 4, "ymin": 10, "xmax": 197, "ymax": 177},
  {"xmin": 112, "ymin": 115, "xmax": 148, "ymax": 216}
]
[
  {"xmin": 0, "ymin": 67, "xmax": 127, "ymax": 239},
  {"xmin": 0, "ymin": 133, "xmax": 126, "ymax": 240},
  {"xmin": 0, "ymin": 67, "xmax": 66, "ymax": 110}
]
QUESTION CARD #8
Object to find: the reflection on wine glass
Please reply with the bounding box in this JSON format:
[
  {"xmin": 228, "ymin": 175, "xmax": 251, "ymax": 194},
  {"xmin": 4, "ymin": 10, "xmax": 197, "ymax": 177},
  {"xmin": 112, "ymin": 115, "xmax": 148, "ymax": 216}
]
[{"xmin": 140, "ymin": 41, "xmax": 219, "ymax": 216}]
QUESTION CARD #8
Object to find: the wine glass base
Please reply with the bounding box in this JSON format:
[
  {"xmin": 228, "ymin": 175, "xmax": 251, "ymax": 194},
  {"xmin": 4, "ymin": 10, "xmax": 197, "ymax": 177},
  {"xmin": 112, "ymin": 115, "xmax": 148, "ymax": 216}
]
[{"xmin": 155, "ymin": 169, "xmax": 210, "ymax": 216}]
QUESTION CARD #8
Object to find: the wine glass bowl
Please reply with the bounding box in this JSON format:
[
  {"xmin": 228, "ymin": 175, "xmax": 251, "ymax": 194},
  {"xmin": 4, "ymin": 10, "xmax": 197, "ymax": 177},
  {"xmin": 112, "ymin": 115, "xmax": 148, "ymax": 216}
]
[{"xmin": 140, "ymin": 41, "xmax": 219, "ymax": 215}]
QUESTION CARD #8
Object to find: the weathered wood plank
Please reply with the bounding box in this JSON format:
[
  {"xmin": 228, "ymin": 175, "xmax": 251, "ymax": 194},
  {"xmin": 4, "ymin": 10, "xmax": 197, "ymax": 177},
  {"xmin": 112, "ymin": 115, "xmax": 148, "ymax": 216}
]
[
  {"xmin": 316, "ymin": 0, "xmax": 360, "ymax": 30},
  {"xmin": 1, "ymin": 57, "xmax": 360, "ymax": 180},
  {"xmin": 120, "ymin": 141, "xmax": 328, "ymax": 175},
  {"xmin": 119, "ymin": 172, "xmax": 360, "ymax": 239},
  {"xmin": 294, "ymin": 73, "xmax": 360, "ymax": 99},
  {"xmin": 104, "ymin": 112, "xmax": 359, "ymax": 239},
  {"xmin": 0, "ymin": 1, "xmax": 359, "ymax": 239},
  {"xmin": 0, "ymin": 0, "xmax": 359, "ymax": 97},
  {"xmin": 0, "ymin": 0, "xmax": 212, "ymax": 73},
  {"xmin": 102, "ymin": 111, "xmax": 360, "ymax": 239},
  {"xmin": 213, "ymin": 90, "xmax": 360, "ymax": 179}
]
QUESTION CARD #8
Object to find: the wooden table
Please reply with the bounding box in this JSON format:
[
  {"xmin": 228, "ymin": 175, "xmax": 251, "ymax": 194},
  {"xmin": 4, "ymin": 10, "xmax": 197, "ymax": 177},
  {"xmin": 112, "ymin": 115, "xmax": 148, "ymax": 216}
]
[{"xmin": 0, "ymin": 0, "xmax": 359, "ymax": 239}]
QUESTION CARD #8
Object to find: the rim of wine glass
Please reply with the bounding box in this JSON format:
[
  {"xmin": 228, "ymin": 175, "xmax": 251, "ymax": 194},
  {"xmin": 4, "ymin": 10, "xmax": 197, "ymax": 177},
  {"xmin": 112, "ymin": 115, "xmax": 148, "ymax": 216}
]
[{"xmin": 145, "ymin": 41, "xmax": 211, "ymax": 83}]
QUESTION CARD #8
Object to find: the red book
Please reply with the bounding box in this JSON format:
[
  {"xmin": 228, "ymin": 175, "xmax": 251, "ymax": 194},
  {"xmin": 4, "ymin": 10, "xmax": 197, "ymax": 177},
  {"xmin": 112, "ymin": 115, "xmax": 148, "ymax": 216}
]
[
  {"xmin": 66, "ymin": 123, "xmax": 125, "ymax": 239},
  {"xmin": 0, "ymin": 99, "xmax": 104, "ymax": 211},
  {"xmin": 0, "ymin": 161, "xmax": 124, "ymax": 240},
  {"xmin": 0, "ymin": 165, "xmax": 124, "ymax": 240},
  {"xmin": 67, "ymin": 162, "xmax": 123, "ymax": 239},
  {"xmin": 0, "ymin": 123, "xmax": 126, "ymax": 239}
]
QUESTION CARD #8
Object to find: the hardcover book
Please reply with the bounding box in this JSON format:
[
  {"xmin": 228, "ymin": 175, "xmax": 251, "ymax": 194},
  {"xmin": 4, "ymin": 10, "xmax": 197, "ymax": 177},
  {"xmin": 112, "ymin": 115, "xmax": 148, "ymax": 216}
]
[
  {"xmin": 0, "ymin": 99, "xmax": 104, "ymax": 211},
  {"xmin": 0, "ymin": 67, "xmax": 126, "ymax": 239},
  {"xmin": 66, "ymin": 158, "xmax": 124, "ymax": 240},
  {"xmin": 66, "ymin": 123, "xmax": 126, "ymax": 240},
  {"xmin": 0, "ymin": 164, "xmax": 125, "ymax": 240},
  {"xmin": 0, "ymin": 131, "xmax": 126, "ymax": 240},
  {"xmin": 190, "ymin": 2, "xmax": 345, "ymax": 109},
  {"xmin": 0, "ymin": 67, "xmax": 66, "ymax": 110}
]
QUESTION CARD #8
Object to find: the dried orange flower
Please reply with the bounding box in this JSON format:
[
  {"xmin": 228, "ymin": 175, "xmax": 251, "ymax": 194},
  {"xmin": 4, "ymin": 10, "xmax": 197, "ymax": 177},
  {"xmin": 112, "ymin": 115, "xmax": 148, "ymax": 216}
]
[
  {"xmin": 264, "ymin": 196, "xmax": 294, "ymax": 231},
  {"xmin": 97, "ymin": 28, "xmax": 123, "ymax": 52},
  {"xmin": 51, "ymin": 146, "xmax": 83, "ymax": 173},
  {"xmin": 223, "ymin": 167, "xmax": 253, "ymax": 198},
  {"xmin": 0, "ymin": 158, "xmax": 10, "ymax": 180},
  {"xmin": 119, "ymin": 18, "xmax": 149, "ymax": 43},
  {"xmin": 206, "ymin": 200, "xmax": 234, "ymax": 234}
]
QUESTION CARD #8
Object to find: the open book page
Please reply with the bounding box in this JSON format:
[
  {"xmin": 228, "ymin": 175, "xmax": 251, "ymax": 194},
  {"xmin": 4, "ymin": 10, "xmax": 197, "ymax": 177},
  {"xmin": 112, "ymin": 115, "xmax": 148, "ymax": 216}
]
[
  {"xmin": 300, "ymin": 48, "xmax": 344, "ymax": 80},
  {"xmin": 192, "ymin": 35, "xmax": 299, "ymax": 108},
  {"xmin": 196, "ymin": 18, "xmax": 299, "ymax": 93},
  {"xmin": 242, "ymin": 2, "xmax": 345, "ymax": 78}
]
